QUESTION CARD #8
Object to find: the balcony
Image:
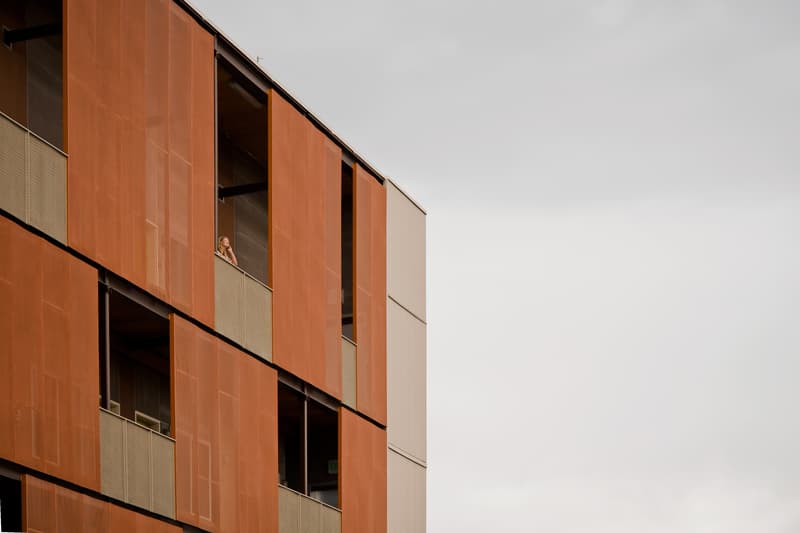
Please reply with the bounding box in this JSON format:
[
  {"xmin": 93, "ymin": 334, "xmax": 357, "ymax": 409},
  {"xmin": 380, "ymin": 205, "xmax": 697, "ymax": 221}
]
[
  {"xmin": 215, "ymin": 253, "xmax": 273, "ymax": 361},
  {"xmin": 278, "ymin": 485, "xmax": 341, "ymax": 533},
  {"xmin": 0, "ymin": 111, "xmax": 66, "ymax": 243},
  {"xmin": 99, "ymin": 408, "xmax": 176, "ymax": 519}
]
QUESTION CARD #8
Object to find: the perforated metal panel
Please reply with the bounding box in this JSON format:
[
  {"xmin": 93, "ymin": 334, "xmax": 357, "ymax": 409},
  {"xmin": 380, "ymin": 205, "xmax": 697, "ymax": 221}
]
[
  {"xmin": 0, "ymin": 114, "xmax": 28, "ymax": 221},
  {"xmin": 279, "ymin": 486, "xmax": 301, "ymax": 533},
  {"xmin": 100, "ymin": 410, "xmax": 126, "ymax": 500},
  {"xmin": 342, "ymin": 338, "xmax": 357, "ymax": 409},
  {"xmin": 244, "ymin": 274, "xmax": 272, "ymax": 361},
  {"xmin": 278, "ymin": 486, "xmax": 341, "ymax": 533},
  {"xmin": 215, "ymin": 254, "xmax": 244, "ymax": 340},
  {"xmin": 28, "ymin": 135, "xmax": 67, "ymax": 243}
]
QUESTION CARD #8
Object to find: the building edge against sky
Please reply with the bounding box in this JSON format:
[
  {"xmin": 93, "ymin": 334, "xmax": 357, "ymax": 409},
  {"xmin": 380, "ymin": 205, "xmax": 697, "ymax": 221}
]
[{"xmin": 0, "ymin": 0, "xmax": 426, "ymax": 532}]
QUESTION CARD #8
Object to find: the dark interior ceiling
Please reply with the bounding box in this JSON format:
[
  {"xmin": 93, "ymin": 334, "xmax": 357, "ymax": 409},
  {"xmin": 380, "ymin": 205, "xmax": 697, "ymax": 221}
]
[{"xmin": 218, "ymin": 60, "xmax": 268, "ymax": 168}]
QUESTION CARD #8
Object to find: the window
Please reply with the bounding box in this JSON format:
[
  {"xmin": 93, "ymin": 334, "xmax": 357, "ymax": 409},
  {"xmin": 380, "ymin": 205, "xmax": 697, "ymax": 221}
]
[
  {"xmin": 341, "ymin": 160, "xmax": 354, "ymax": 339},
  {"xmin": 0, "ymin": 0, "xmax": 63, "ymax": 148},
  {"xmin": 99, "ymin": 283, "xmax": 171, "ymax": 436},
  {"xmin": 0, "ymin": 473, "xmax": 21, "ymax": 533},
  {"xmin": 278, "ymin": 382, "xmax": 339, "ymax": 507},
  {"xmin": 215, "ymin": 57, "xmax": 269, "ymax": 284}
]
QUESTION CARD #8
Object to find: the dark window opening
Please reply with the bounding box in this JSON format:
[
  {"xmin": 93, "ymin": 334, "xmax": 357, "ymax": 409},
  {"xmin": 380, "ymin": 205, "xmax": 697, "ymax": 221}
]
[
  {"xmin": 341, "ymin": 161, "xmax": 354, "ymax": 340},
  {"xmin": 278, "ymin": 383, "xmax": 339, "ymax": 507},
  {"xmin": 216, "ymin": 58, "xmax": 269, "ymax": 284},
  {"xmin": 0, "ymin": 475, "xmax": 21, "ymax": 533},
  {"xmin": 99, "ymin": 287, "xmax": 171, "ymax": 436},
  {"xmin": 0, "ymin": 0, "xmax": 63, "ymax": 148}
]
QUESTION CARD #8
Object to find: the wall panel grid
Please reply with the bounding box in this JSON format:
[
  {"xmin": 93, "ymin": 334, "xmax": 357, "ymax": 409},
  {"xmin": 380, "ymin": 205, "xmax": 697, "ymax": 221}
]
[
  {"xmin": 0, "ymin": 111, "xmax": 67, "ymax": 243},
  {"xmin": 386, "ymin": 181, "xmax": 426, "ymax": 322},
  {"xmin": 278, "ymin": 485, "xmax": 341, "ymax": 533}
]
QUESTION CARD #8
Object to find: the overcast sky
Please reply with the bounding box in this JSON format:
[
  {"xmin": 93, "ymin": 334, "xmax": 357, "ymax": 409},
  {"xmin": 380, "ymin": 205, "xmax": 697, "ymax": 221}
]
[{"xmin": 190, "ymin": 1, "xmax": 800, "ymax": 531}]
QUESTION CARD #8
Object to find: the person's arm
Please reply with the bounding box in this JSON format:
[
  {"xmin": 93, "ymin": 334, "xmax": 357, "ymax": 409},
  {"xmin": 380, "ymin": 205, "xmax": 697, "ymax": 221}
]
[{"xmin": 227, "ymin": 246, "xmax": 238, "ymax": 266}]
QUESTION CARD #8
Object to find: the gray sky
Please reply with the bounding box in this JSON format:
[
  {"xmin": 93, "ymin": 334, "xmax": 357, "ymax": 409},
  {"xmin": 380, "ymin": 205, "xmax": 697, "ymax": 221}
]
[{"xmin": 191, "ymin": 0, "xmax": 800, "ymax": 531}]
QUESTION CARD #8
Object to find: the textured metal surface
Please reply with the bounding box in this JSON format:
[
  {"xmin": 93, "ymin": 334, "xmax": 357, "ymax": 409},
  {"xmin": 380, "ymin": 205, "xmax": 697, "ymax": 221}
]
[
  {"xmin": 100, "ymin": 410, "xmax": 126, "ymax": 500},
  {"xmin": 386, "ymin": 181, "xmax": 426, "ymax": 320},
  {"xmin": 341, "ymin": 338, "xmax": 357, "ymax": 409},
  {"xmin": 354, "ymin": 164, "xmax": 387, "ymax": 424},
  {"xmin": 28, "ymin": 135, "xmax": 67, "ymax": 243},
  {"xmin": 386, "ymin": 300, "xmax": 427, "ymax": 462},
  {"xmin": 270, "ymin": 90, "xmax": 343, "ymax": 399},
  {"xmin": 215, "ymin": 254, "xmax": 244, "ymax": 341},
  {"xmin": 341, "ymin": 410, "xmax": 387, "ymax": 533},
  {"xmin": 173, "ymin": 315, "xmax": 278, "ymax": 533},
  {"xmin": 0, "ymin": 218, "xmax": 99, "ymax": 490},
  {"xmin": 0, "ymin": 114, "xmax": 27, "ymax": 221},
  {"xmin": 23, "ymin": 475, "xmax": 181, "ymax": 533},
  {"xmin": 278, "ymin": 486, "xmax": 341, "ymax": 533},
  {"xmin": 65, "ymin": 0, "xmax": 215, "ymax": 326},
  {"xmin": 243, "ymin": 274, "xmax": 272, "ymax": 361},
  {"xmin": 152, "ymin": 428, "xmax": 177, "ymax": 518},
  {"xmin": 125, "ymin": 421, "xmax": 153, "ymax": 511},
  {"xmin": 388, "ymin": 449, "xmax": 426, "ymax": 533}
]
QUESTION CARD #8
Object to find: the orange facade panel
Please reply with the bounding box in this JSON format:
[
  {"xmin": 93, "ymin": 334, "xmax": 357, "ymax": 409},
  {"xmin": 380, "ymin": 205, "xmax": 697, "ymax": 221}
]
[
  {"xmin": 354, "ymin": 164, "xmax": 387, "ymax": 424},
  {"xmin": 173, "ymin": 315, "xmax": 278, "ymax": 533},
  {"xmin": 0, "ymin": 217, "xmax": 99, "ymax": 490},
  {"xmin": 23, "ymin": 475, "xmax": 181, "ymax": 533},
  {"xmin": 269, "ymin": 90, "xmax": 342, "ymax": 398},
  {"xmin": 341, "ymin": 409, "xmax": 387, "ymax": 533},
  {"xmin": 65, "ymin": 0, "xmax": 215, "ymax": 326}
]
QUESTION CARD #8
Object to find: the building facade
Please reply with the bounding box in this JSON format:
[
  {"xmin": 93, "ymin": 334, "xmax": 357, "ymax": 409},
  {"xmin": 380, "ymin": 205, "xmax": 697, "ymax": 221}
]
[{"xmin": 0, "ymin": 1, "xmax": 426, "ymax": 532}]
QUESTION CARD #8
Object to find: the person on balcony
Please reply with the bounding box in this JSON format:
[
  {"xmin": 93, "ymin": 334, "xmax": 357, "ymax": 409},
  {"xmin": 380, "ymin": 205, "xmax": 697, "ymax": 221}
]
[{"xmin": 217, "ymin": 235, "xmax": 239, "ymax": 266}]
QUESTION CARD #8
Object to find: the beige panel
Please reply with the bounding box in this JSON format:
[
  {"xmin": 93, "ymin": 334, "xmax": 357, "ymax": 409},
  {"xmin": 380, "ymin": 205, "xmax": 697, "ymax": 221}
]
[
  {"xmin": 300, "ymin": 496, "xmax": 321, "ymax": 533},
  {"xmin": 341, "ymin": 337, "xmax": 357, "ymax": 409},
  {"xmin": 125, "ymin": 422, "xmax": 153, "ymax": 510},
  {"xmin": 388, "ymin": 450, "xmax": 426, "ymax": 533},
  {"xmin": 386, "ymin": 181, "xmax": 426, "ymax": 321},
  {"xmin": 243, "ymin": 274, "xmax": 272, "ymax": 361},
  {"xmin": 99, "ymin": 410, "xmax": 126, "ymax": 501},
  {"xmin": 151, "ymin": 432, "xmax": 176, "ymax": 519},
  {"xmin": 27, "ymin": 135, "xmax": 67, "ymax": 242},
  {"xmin": 279, "ymin": 486, "xmax": 301, "ymax": 533},
  {"xmin": 319, "ymin": 504, "xmax": 341, "ymax": 533},
  {"xmin": 0, "ymin": 113, "xmax": 27, "ymax": 221},
  {"xmin": 387, "ymin": 300, "xmax": 427, "ymax": 462},
  {"xmin": 215, "ymin": 254, "xmax": 244, "ymax": 341}
]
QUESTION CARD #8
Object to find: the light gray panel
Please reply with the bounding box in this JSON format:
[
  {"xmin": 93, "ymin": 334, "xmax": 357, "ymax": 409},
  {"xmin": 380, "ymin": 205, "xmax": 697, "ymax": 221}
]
[
  {"xmin": 386, "ymin": 181, "xmax": 426, "ymax": 320},
  {"xmin": 215, "ymin": 255, "xmax": 244, "ymax": 342},
  {"xmin": 388, "ymin": 450, "xmax": 426, "ymax": 533},
  {"xmin": 387, "ymin": 300, "xmax": 427, "ymax": 462},
  {"xmin": 0, "ymin": 115, "xmax": 27, "ymax": 221},
  {"xmin": 99, "ymin": 410, "xmax": 126, "ymax": 501},
  {"xmin": 151, "ymin": 433, "xmax": 176, "ymax": 519},
  {"xmin": 300, "ymin": 496, "xmax": 321, "ymax": 533},
  {"xmin": 27, "ymin": 135, "xmax": 66, "ymax": 242},
  {"xmin": 243, "ymin": 275, "xmax": 272, "ymax": 361},
  {"xmin": 341, "ymin": 338, "xmax": 357, "ymax": 409},
  {"xmin": 125, "ymin": 422, "xmax": 153, "ymax": 510},
  {"xmin": 279, "ymin": 486, "xmax": 301, "ymax": 533},
  {"xmin": 319, "ymin": 505, "xmax": 341, "ymax": 533}
]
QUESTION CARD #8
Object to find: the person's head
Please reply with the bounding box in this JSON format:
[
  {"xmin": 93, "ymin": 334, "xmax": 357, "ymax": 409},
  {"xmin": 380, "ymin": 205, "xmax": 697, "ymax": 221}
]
[{"xmin": 218, "ymin": 236, "xmax": 230, "ymax": 251}]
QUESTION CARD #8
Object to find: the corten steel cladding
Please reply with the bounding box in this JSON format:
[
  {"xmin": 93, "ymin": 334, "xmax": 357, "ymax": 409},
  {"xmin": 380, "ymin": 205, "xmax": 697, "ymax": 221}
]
[
  {"xmin": 269, "ymin": 90, "xmax": 343, "ymax": 399},
  {"xmin": 354, "ymin": 164, "xmax": 387, "ymax": 424},
  {"xmin": 23, "ymin": 475, "xmax": 182, "ymax": 533},
  {"xmin": 172, "ymin": 316, "xmax": 279, "ymax": 533},
  {"xmin": 0, "ymin": 217, "xmax": 99, "ymax": 491},
  {"xmin": 340, "ymin": 410, "xmax": 387, "ymax": 533},
  {"xmin": 65, "ymin": 0, "xmax": 215, "ymax": 326}
]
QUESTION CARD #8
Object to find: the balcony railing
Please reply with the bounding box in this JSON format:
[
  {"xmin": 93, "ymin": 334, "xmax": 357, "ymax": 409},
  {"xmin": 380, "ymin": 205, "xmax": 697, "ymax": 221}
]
[
  {"xmin": 215, "ymin": 253, "xmax": 273, "ymax": 361},
  {"xmin": 99, "ymin": 408, "xmax": 176, "ymax": 519},
  {"xmin": 278, "ymin": 485, "xmax": 341, "ymax": 533},
  {"xmin": 0, "ymin": 110, "xmax": 66, "ymax": 243}
]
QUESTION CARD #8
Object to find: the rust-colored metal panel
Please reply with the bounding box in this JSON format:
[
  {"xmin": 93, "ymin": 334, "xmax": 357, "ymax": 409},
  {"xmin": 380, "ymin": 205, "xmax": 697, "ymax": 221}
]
[
  {"xmin": 354, "ymin": 164, "xmax": 387, "ymax": 424},
  {"xmin": 173, "ymin": 315, "xmax": 278, "ymax": 533},
  {"xmin": 0, "ymin": 217, "xmax": 99, "ymax": 490},
  {"xmin": 23, "ymin": 475, "xmax": 180, "ymax": 533},
  {"xmin": 65, "ymin": 0, "xmax": 215, "ymax": 326},
  {"xmin": 269, "ymin": 91, "xmax": 342, "ymax": 398},
  {"xmin": 340, "ymin": 410, "xmax": 387, "ymax": 533}
]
